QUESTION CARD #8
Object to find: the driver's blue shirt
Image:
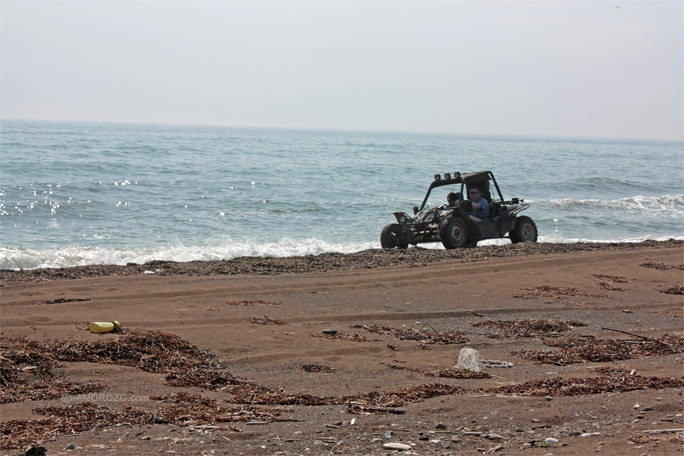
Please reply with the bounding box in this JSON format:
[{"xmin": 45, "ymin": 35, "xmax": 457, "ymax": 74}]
[{"xmin": 469, "ymin": 197, "xmax": 490, "ymax": 220}]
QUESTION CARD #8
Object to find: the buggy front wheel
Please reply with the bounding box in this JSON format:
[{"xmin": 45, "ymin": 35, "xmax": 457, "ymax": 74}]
[
  {"xmin": 440, "ymin": 217, "xmax": 469, "ymax": 249},
  {"xmin": 381, "ymin": 224, "xmax": 408, "ymax": 249},
  {"xmin": 510, "ymin": 216, "xmax": 538, "ymax": 243}
]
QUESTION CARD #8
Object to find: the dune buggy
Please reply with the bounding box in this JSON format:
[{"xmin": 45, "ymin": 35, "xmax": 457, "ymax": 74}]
[{"xmin": 380, "ymin": 171, "xmax": 538, "ymax": 249}]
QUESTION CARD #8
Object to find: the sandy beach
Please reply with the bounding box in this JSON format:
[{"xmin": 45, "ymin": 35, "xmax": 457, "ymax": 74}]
[{"xmin": 1, "ymin": 241, "xmax": 683, "ymax": 455}]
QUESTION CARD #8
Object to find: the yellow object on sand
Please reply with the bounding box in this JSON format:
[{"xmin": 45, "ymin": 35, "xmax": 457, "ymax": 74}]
[{"xmin": 89, "ymin": 321, "xmax": 121, "ymax": 333}]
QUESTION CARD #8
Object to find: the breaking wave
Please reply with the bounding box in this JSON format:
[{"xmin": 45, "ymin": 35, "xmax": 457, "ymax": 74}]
[{"xmin": 0, "ymin": 238, "xmax": 378, "ymax": 270}]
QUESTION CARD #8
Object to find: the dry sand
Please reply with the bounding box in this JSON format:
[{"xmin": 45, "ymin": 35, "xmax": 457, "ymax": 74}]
[{"xmin": 1, "ymin": 241, "xmax": 683, "ymax": 455}]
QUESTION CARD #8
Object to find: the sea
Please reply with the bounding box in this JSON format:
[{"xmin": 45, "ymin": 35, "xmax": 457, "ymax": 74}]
[{"xmin": 1, "ymin": 120, "xmax": 682, "ymax": 270}]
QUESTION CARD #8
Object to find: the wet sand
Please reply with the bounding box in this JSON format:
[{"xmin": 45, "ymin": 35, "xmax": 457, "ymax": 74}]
[{"xmin": 1, "ymin": 241, "xmax": 683, "ymax": 455}]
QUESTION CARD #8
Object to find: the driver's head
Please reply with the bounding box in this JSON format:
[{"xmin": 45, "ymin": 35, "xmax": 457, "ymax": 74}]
[
  {"xmin": 447, "ymin": 192, "xmax": 458, "ymax": 205},
  {"xmin": 469, "ymin": 186, "xmax": 481, "ymax": 200}
]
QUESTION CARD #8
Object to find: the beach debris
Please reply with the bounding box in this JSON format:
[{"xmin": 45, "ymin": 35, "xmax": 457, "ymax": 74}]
[
  {"xmin": 302, "ymin": 363, "xmax": 336, "ymax": 373},
  {"xmin": 600, "ymin": 326, "xmax": 650, "ymax": 340},
  {"xmin": 597, "ymin": 281, "xmax": 624, "ymax": 291},
  {"xmin": 456, "ymin": 347, "xmax": 483, "ymax": 372},
  {"xmin": 471, "ymin": 319, "xmax": 586, "ymax": 339},
  {"xmin": 388, "ymin": 363, "xmax": 490, "ymax": 379},
  {"xmin": 314, "ymin": 331, "xmax": 372, "ymax": 342},
  {"xmin": 251, "ymin": 316, "xmax": 287, "ymax": 325},
  {"xmin": 347, "ymin": 404, "xmax": 407, "ymax": 415},
  {"xmin": 38, "ymin": 297, "xmax": 91, "ymax": 305},
  {"xmin": 0, "ymin": 339, "xmax": 106, "ymax": 404},
  {"xmin": 322, "ymin": 329, "xmax": 338, "ymax": 335},
  {"xmin": 592, "ymin": 274, "xmax": 628, "ymax": 283},
  {"xmin": 660, "ymin": 285, "xmax": 684, "ymax": 295},
  {"xmin": 0, "ymin": 394, "xmax": 282, "ymax": 450},
  {"xmin": 479, "ymin": 360, "xmax": 514, "ymax": 368},
  {"xmin": 513, "ymin": 286, "xmax": 605, "ymax": 303},
  {"xmin": 640, "ymin": 261, "xmax": 684, "ymax": 271},
  {"xmin": 227, "ymin": 382, "xmax": 463, "ymax": 408},
  {"xmin": 487, "ymin": 367, "xmax": 684, "ymax": 396},
  {"xmin": 0, "ymin": 331, "xmax": 236, "ymax": 397},
  {"xmin": 383, "ymin": 442, "xmax": 412, "ymax": 450},
  {"xmin": 410, "ymin": 320, "xmax": 436, "ymax": 333},
  {"xmin": 227, "ymin": 299, "xmax": 280, "ymax": 306},
  {"xmin": 89, "ymin": 321, "xmax": 121, "ymax": 334},
  {"xmin": 593, "ymin": 274, "xmax": 628, "ymax": 291},
  {"xmin": 352, "ymin": 324, "xmax": 469, "ymax": 345},
  {"xmin": 512, "ymin": 335, "xmax": 684, "ymax": 365}
]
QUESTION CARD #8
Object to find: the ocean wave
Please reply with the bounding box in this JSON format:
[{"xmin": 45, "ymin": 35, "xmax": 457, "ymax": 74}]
[
  {"xmin": 0, "ymin": 238, "xmax": 378, "ymax": 270},
  {"xmin": 3, "ymin": 234, "xmax": 684, "ymax": 270},
  {"xmin": 533, "ymin": 194, "xmax": 684, "ymax": 217}
]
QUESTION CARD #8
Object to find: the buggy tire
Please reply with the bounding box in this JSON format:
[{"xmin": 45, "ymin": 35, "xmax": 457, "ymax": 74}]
[
  {"xmin": 440, "ymin": 217, "xmax": 469, "ymax": 249},
  {"xmin": 381, "ymin": 224, "xmax": 408, "ymax": 249},
  {"xmin": 510, "ymin": 216, "xmax": 538, "ymax": 243}
]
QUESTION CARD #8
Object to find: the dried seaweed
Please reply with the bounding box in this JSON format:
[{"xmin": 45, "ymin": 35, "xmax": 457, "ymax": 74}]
[
  {"xmin": 640, "ymin": 261, "xmax": 684, "ymax": 271},
  {"xmin": 302, "ymin": 363, "xmax": 336, "ymax": 373},
  {"xmin": 660, "ymin": 285, "xmax": 684, "ymax": 295},
  {"xmin": 388, "ymin": 364, "xmax": 490, "ymax": 379},
  {"xmin": 513, "ymin": 335, "xmax": 684, "ymax": 365},
  {"xmin": 227, "ymin": 299, "xmax": 280, "ymax": 306},
  {"xmin": 0, "ymin": 338, "xmax": 106, "ymax": 404},
  {"xmin": 592, "ymin": 274, "xmax": 628, "ymax": 283},
  {"xmin": 227, "ymin": 382, "xmax": 463, "ymax": 408},
  {"xmin": 38, "ymin": 297, "xmax": 91, "ymax": 305},
  {"xmin": 0, "ymin": 332, "xmax": 238, "ymax": 398},
  {"xmin": 513, "ymin": 286, "xmax": 605, "ymax": 302},
  {"xmin": 352, "ymin": 383, "xmax": 463, "ymax": 407},
  {"xmin": 149, "ymin": 392, "xmax": 281, "ymax": 424},
  {"xmin": 597, "ymin": 281, "xmax": 624, "ymax": 291},
  {"xmin": 0, "ymin": 394, "xmax": 283, "ymax": 450},
  {"xmin": 352, "ymin": 324, "xmax": 469, "ymax": 345},
  {"xmin": 313, "ymin": 332, "xmax": 372, "ymax": 342},
  {"xmin": 488, "ymin": 367, "xmax": 684, "ymax": 396},
  {"xmin": 252, "ymin": 316, "xmax": 287, "ymax": 325},
  {"xmin": 471, "ymin": 319, "xmax": 586, "ymax": 339}
]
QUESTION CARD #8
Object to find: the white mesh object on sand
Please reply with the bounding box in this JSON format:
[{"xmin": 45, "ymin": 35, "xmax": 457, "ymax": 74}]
[{"xmin": 456, "ymin": 347, "xmax": 482, "ymax": 372}]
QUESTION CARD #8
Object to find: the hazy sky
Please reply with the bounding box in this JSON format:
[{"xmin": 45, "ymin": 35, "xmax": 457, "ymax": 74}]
[{"xmin": 1, "ymin": 1, "xmax": 682, "ymax": 140}]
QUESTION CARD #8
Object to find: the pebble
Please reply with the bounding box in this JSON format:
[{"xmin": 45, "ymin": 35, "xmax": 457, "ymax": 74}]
[
  {"xmin": 383, "ymin": 442, "xmax": 412, "ymax": 451},
  {"xmin": 545, "ymin": 437, "xmax": 559, "ymax": 444},
  {"xmin": 581, "ymin": 432, "xmax": 601, "ymax": 437},
  {"xmin": 322, "ymin": 329, "xmax": 337, "ymax": 335}
]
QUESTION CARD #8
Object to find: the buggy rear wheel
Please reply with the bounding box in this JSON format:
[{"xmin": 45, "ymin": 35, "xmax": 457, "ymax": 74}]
[
  {"xmin": 510, "ymin": 216, "xmax": 538, "ymax": 243},
  {"xmin": 381, "ymin": 224, "xmax": 408, "ymax": 249},
  {"xmin": 440, "ymin": 217, "xmax": 469, "ymax": 249}
]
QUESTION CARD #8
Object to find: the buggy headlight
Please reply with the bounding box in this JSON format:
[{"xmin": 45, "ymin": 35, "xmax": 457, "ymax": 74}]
[
  {"xmin": 453, "ymin": 172, "xmax": 460, "ymax": 180},
  {"xmin": 434, "ymin": 174, "xmax": 441, "ymax": 181},
  {"xmin": 399, "ymin": 214, "xmax": 407, "ymax": 224},
  {"xmin": 444, "ymin": 173, "xmax": 451, "ymax": 180}
]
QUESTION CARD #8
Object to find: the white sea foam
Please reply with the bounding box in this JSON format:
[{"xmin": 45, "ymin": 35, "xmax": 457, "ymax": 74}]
[
  {"xmin": 3, "ymin": 234, "xmax": 682, "ymax": 270},
  {"xmin": 0, "ymin": 238, "xmax": 379, "ymax": 270},
  {"xmin": 534, "ymin": 194, "xmax": 684, "ymax": 217}
]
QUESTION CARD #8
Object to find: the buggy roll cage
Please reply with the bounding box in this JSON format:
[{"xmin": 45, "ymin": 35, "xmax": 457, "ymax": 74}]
[{"xmin": 418, "ymin": 171, "xmax": 505, "ymax": 212}]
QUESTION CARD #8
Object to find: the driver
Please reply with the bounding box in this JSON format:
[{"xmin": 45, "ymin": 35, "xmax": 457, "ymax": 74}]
[{"xmin": 467, "ymin": 186, "xmax": 489, "ymax": 220}]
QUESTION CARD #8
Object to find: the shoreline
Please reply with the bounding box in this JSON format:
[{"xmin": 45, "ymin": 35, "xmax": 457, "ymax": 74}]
[{"xmin": 1, "ymin": 239, "xmax": 682, "ymax": 282}]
